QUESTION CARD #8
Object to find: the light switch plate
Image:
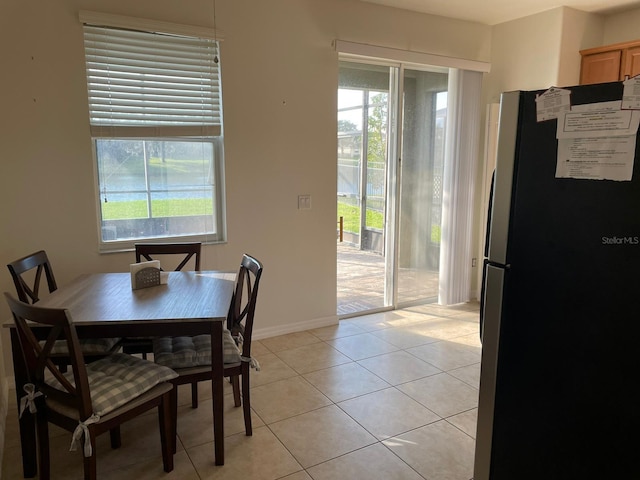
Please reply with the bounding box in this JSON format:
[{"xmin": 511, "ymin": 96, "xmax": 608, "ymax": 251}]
[{"xmin": 298, "ymin": 194, "xmax": 311, "ymax": 210}]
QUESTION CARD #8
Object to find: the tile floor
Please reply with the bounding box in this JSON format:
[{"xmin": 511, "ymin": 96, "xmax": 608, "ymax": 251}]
[{"xmin": 1, "ymin": 302, "xmax": 481, "ymax": 480}]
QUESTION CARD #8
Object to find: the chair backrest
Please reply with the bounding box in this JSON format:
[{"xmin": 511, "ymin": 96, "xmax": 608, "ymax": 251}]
[
  {"xmin": 135, "ymin": 243, "xmax": 201, "ymax": 271},
  {"xmin": 227, "ymin": 254, "xmax": 263, "ymax": 359},
  {"xmin": 7, "ymin": 250, "xmax": 58, "ymax": 304},
  {"xmin": 4, "ymin": 293, "xmax": 93, "ymax": 419}
]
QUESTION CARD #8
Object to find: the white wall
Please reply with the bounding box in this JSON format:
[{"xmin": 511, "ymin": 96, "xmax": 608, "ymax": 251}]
[
  {"xmin": 557, "ymin": 8, "xmax": 605, "ymax": 87},
  {"xmin": 603, "ymin": 9, "xmax": 640, "ymax": 45},
  {"xmin": 0, "ymin": 0, "xmax": 491, "ymax": 380},
  {"xmin": 484, "ymin": 7, "xmax": 564, "ymax": 104}
]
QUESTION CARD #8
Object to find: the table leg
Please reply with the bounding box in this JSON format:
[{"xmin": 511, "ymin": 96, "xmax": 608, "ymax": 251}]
[
  {"xmin": 211, "ymin": 321, "xmax": 224, "ymax": 465},
  {"xmin": 10, "ymin": 328, "xmax": 37, "ymax": 478}
]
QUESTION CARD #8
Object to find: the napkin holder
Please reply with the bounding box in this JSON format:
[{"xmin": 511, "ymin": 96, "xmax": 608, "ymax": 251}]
[{"xmin": 130, "ymin": 260, "xmax": 162, "ymax": 290}]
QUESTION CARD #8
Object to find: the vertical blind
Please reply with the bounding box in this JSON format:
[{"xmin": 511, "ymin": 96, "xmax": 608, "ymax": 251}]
[
  {"xmin": 439, "ymin": 68, "xmax": 483, "ymax": 305},
  {"xmin": 83, "ymin": 25, "xmax": 221, "ymax": 137}
]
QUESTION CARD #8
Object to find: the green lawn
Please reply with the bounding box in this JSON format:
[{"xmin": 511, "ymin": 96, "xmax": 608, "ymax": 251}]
[
  {"xmin": 338, "ymin": 201, "xmax": 383, "ymax": 233},
  {"xmin": 102, "ymin": 198, "xmax": 213, "ymax": 220},
  {"xmin": 338, "ymin": 200, "xmax": 441, "ymax": 244}
]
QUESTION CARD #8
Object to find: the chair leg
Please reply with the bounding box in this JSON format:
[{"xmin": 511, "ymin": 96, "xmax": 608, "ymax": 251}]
[
  {"xmin": 109, "ymin": 426, "xmax": 121, "ymax": 449},
  {"xmin": 231, "ymin": 375, "xmax": 241, "ymax": 407},
  {"xmin": 170, "ymin": 384, "xmax": 178, "ymax": 455},
  {"xmin": 241, "ymin": 369, "xmax": 252, "ymax": 436},
  {"xmin": 36, "ymin": 407, "xmax": 50, "ymax": 480},
  {"xmin": 191, "ymin": 382, "xmax": 198, "ymax": 409},
  {"xmin": 82, "ymin": 430, "xmax": 97, "ymax": 480},
  {"xmin": 158, "ymin": 392, "xmax": 174, "ymax": 473}
]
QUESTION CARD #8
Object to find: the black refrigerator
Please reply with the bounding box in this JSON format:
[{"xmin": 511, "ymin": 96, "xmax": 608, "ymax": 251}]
[{"xmin": 474, "ymin": 82, "xmax": 640, "ymax": 480}]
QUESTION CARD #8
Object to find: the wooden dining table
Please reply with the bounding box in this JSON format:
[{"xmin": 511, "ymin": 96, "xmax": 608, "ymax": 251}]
[{"xmin": 6, "ymin": 270, "xmax": 235, "ymax": 478}]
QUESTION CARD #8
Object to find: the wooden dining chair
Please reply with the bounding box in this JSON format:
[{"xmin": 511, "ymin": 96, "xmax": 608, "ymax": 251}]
[
  {"xmin": 152, "ymin": 254, "xmax": 263, "ymax": 450},
  {"xmin": 6, "ymin": 251, "xmax": 121, "ymax": 364},
  {"xmin": 7, "ymin": 250, "xmax": 57, "ymax": 304},
  {"xmin": 4, "ymin": 293, "xmax": 178, "ymax": 480},
  {"xmin": 122, "ymin": 242, "xmax": 203, "ymax": 358},
  {"xmin": 134, "ymin": 242, "xmax": 201, "ymax": 272}
]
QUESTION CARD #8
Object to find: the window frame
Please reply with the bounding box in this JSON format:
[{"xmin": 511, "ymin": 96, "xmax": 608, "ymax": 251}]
[{"xmin": 79, "ymin": 11, "xmax": 227, "ymax": 253}]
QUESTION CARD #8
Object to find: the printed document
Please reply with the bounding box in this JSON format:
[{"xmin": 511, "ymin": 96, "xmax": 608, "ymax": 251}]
[{"xmin": 555, "ymin": 101, "xmax": 639, "ymax": 181}]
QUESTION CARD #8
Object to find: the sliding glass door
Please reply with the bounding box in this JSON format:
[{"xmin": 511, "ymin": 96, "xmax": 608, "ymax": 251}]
[
  {"xmin": 337, "ymin": 61, "xmax": 448, "ymax": 316},
  {"xmin": 337, "ymin": 64, "xmax": 390, "ymax": 314},
  {"xmin": 396, "ymin": 69, "xmax": 448, "ymax": 306}
]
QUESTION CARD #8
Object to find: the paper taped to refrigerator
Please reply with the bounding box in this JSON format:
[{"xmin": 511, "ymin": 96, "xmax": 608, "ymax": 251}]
[
  {"xmin": 555, "ymin": 101, "xmax": 639, "ymax": 181},
  {"xmin": 556, "ymin": 136, "xmax": 636, "ymax": 181},
  {"xmin": 556, "ymin": 102, "xmax": 639, "ymax": 138},
  {"xmin": 622, "ymin": 76, "xmax": 640, "ymax": 110},
  {"xmin": 535, "ymin": 87, "xmax": 571, "ymax": 122}
]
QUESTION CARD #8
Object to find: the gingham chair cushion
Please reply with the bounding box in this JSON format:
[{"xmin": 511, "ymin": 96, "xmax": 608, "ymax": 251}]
[
  {"xmin": 47, "ymin": 337, "xmax": 121, "ymax": 355},
  {"xmin": 152, "ymin": 329, "xmax": 241, "ymax": 369},
  {"xmin": 47, "ymin": 353, "xmax": 178, "ymax": 416}
]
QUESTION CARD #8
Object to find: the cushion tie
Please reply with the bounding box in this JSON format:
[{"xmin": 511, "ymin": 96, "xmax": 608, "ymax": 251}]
[
  {"xmin": 70, "ymin": 414, "xmax": 101, "ymax": 457},
  {"xmin": 241, "ymin": 356, "xmax": 260, "ymax": 371},
  {"xmin": 19, "ymin": 383, "xmax": 43, "ymax": 418}
]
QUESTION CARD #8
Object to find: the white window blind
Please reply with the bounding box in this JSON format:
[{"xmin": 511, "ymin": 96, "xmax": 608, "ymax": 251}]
[
  {"xmin": 83, "ymin": 25, "xmax": 221, "ymax": 138},
  {"xmin": 439, "ymin": 68, "xmax": 483, "ymax": 305}
]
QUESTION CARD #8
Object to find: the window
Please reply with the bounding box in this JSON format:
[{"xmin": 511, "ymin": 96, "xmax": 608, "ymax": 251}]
[{"xmin": 81, "ymin": 17, "xmax": 225, "ymax": 251}]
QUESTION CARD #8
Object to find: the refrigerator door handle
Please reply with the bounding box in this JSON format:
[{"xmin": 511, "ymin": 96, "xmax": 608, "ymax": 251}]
[
  {"xmin": 479, "ymin": 259, "xmax": 489, "ymax": 343},
  {"xmin": 480, "ymin": 260, "xmax": 509, "ymax": 343}
]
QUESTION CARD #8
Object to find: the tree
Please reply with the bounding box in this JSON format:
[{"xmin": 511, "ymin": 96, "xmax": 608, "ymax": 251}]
[
  {"xmin": 367, "ymin": 93, "xmax": 388, "ymax": 165},
  {"xmin": 338, "ymin": 119, "xmax": 358, "ymax": 132}
]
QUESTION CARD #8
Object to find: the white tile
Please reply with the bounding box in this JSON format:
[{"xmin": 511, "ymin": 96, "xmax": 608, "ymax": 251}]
[
  {"xmin": 303, "ymin": 362, "xmax": 390, "ymax": 402},
  {"xmin": 357, "ymin": 350, "xmax": 441, "ymax": 385},
  {"xmin": 383, "ymin": 420, "xmax": 475, "ymax": 480},
  {"xmin": 176, "ymin": 393, "xmax": 264, "ymax": 449},
  {"xmin": 188, "ymin": 426, "xmax": 302, "ymax": 480},
  {"xmin": 448, "ymin": 362, "xmax": 481, "ymax": 388},
  {"xmin": 338, "ymin": 387, "xmax": 440, "ymax": 440},
  {"xmin": 259, "ymin": 331, "xmax": 321, "ymax": 353},
  {"xmin": 306, "ymin": 443, "xmax": 424, "ymax": 480},
  {"xmin": 275, "ymin": 342, "xmax": 353, "ymax": 374},
  {"xmin": 269, "ymin": 405, "xmax": 377, "ymax": 468},
  {"xmin": 250, "ymin": 376, "xmax": 331, "ymax": 424},
  {"xmin": 279, "ymin": 471, "xmax": 313, "ymax": 480},
  {"xmin": 371, "ymin": 324, "xmax": 440, "ymax": 349},
  {"xmin": 250, "ymin": 352, "xmax": 299, "ymax": 387},
  {"xmin": 308, "ymin": 321, "xmax": 366, "ymax": 341},
  {"xmin": 397, "ymin": 372, "xmax": 479, "ymax": 418},
  {"xmin": 407, "ymin": 338, "xmax": 481, "ymax": 371},
  {"xmin": 447, "ymin": 408, "xmax": 478, "ymax": 439},
  {"xmin": 101, "ymin": 451, "xmax": 199, "ymax": 480},
  {"xmin": 327, "ymin": 333, "xmax": 399, "ymax": 361}
]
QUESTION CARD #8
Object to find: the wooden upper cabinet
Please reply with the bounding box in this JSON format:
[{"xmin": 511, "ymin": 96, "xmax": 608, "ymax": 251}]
[
  {"xmin": 580, "ymin": 49, "xmax": 621, "ymax": 84},
  {"xmin": 623, "ymin": 46, "xmax": 640, "ymax": 79},
  {"xmin": 580, "ymin": 40, "xmax": 640, "ymax": 84}
]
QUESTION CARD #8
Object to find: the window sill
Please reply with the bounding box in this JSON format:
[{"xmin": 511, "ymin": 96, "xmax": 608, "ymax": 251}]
[{"xmin": 98, "ymin": 235, "xmax": 227, "ymax": 254}]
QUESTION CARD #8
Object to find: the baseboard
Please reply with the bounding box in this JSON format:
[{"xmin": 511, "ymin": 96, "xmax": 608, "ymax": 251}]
[{"xmin": 253, "ymin": 315, "xmax": 339, "ymax": 341}]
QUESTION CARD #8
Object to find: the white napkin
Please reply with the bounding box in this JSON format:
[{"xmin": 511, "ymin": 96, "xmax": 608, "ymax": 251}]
[{"xmin": 130, "ymin": 260, "xmax": 161, "ymax": 289}]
